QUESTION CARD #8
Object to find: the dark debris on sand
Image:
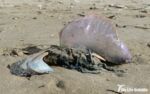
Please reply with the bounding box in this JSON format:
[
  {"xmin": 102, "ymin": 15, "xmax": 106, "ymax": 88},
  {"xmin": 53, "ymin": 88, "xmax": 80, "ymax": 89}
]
[{"xmin": 9, "ymin": 45, "xmax": 125, "ymax": 77}]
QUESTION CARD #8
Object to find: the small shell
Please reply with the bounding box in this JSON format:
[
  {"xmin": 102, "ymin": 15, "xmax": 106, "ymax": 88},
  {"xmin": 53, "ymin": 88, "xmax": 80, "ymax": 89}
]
[{"xmin": 60, "ymin": 15, "xmax": 132, "ymax": 64}]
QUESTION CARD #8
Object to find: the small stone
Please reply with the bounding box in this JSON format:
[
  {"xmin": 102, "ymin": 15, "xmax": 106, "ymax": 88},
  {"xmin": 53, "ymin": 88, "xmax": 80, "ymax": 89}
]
[
  {"xmin": 108, "ymin": 15, "xmax": 115, "ymax": 19},
  {"xmin": 56, "ymin": 80, "xmax": 65, "ymax": 89},
  {"xmin": 89, "ymin": 7, "xmax": 97, "ymax": 10},
  {"xmin": 12, "ymin": 17, "xmax": 19, "ymax": 20},
  {"xmin": 147, "ymin": 43, "xmax": 150, "ymax": 48},
  {"xmin": 32, "ymin": 17, "xmax": 37, "ymax": 20},
  {"xmin": 77, "ymin": 13, "xmax": 85, "ymax": 17},
  {"xmin": 50, "ymin": 15, "xmax": 54, "ymax": 17},
  {"xmin": 106, "ymin": 78, "xmax": 110, "ymax": 81},
  {"xmin": 116, "ymin": 24, "xmax": 126, "ymax": 28},
  {"xmin": 37, "ymin": 11, "xmax": 42, "ymax": 14}
]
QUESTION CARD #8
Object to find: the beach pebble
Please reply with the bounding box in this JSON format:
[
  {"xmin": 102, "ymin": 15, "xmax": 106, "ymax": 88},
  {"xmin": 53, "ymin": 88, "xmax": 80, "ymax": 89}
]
[
  {"xmin": 32, "ymin": 17, "xmax": 37, "ymax": 19},
  {"xmin": 12, "ymin": 17, "xmax": 19, "ymax": 20},
  {"xmin": 77, "ymin": 13, "xmax": 85, "ymax": 17},
  {"xmin": 107, "ymin": 15, "xmax": 115, "ymax": 19},
  {"xmin": 147, "ymin": 42, "xmax": 150, "ymax": 48},
  {"xmin": 37, "ymin": 11, "xmax": 42, "ymax": 14},
  {"xmin": 56, "ymin": 80, "xmax": 65, "ymax": 89}
]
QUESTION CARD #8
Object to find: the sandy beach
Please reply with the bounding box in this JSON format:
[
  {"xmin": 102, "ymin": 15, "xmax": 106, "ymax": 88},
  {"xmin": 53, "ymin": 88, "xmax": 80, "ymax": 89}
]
[{"xmin": 0, "ymin": 0, "xmax": 150, "ymax": 94}]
